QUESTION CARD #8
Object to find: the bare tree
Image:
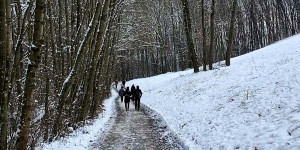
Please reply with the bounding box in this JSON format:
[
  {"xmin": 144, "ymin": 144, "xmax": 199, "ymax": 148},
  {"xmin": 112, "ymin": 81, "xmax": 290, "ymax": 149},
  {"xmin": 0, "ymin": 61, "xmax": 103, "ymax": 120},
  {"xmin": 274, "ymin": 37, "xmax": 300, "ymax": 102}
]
[
  {"xmin": 17, "ymin": 0, "xmax": 45, "ymax": 149},
  {"xmin": 225, "ymin": 0, "xmax": 238, "ymax": 66},
  {"xmin": 202, "ymin": 0, "xmax": 207, "ymax": 71},
  {"xmin": 181, "ymin": 0, "xmax": 199, "ymax": 73},
  {"xmin": 209, "ymin": 0, "xmax": 215, "ymax": 70},
  {"xmin": 0, "ymin": 0, "xmax": 7, "ymax": 149}
]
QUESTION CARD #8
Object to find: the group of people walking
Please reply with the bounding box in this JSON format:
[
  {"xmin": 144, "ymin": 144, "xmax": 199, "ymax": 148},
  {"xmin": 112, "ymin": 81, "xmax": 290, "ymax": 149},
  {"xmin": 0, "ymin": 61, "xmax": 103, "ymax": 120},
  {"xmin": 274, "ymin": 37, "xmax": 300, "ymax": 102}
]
[{"xmin": 118, "ymin": 80, "xmax": 143, "ymax": 111}]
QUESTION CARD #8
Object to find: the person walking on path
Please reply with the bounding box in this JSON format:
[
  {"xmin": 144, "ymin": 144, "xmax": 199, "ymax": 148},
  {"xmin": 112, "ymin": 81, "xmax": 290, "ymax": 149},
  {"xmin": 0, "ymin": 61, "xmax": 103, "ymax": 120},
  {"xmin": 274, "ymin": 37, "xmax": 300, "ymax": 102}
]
[
  {"xmin": 115, "ymin": 80, "xmax": 118, "ymax": 89},
  {"xmin": 124, "ymin": 87, "xmax": 131, "ymax": 111},
  {"xmin": 135, "ymin": 86, "xmax": 143, "ymax": 110},
  {"xmin": 130, "ymin": 84, "xmax": 136, "ymax": 102},
  {"xmin": 122, "ymin": 80, "xmax": 126, "ymax": 88},
  {"xmin": 119, "ymin": 86, "xmax": 125, "ymax": 103}
]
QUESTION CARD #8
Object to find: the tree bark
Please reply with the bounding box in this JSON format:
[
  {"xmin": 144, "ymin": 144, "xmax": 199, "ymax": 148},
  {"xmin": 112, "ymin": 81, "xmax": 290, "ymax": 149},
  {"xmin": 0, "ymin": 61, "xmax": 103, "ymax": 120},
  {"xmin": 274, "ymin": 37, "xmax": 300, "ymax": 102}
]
[
  {"xmin": 202, "ymin": 0, "xmax": 207, "ymax": 71},
  {"xmin": 209, "ymin": 0, "xmax": 215, "ymax": 70},
  {"xmin": 76, "ymin": 0, "xmax": 81, "ymax": 30},
  {"xmin": 17, "ymin": 0, "xmax": 45, "ymax": 149},
  {"xmin": 181, "ymin": 0, "xmax": 199, "ymax": 73},
  {"xmin": 225, "ymin": 0, "xmax": 238, "ymax": 66},
  {"xmin": 5, "ymin": 0, "xmax": 12, "ymax": 91},
  {"xmin": 42, "ymin": 27, "xmax": 51, "ymax": 142},
  {"xmin": 1, "ymin": 0, "xmax": 13, "ymax": 148},
  {"xmin": 65, "ymin": 0, "xmax": 71, "ymax": 73},
  {"xmin": 0, "ymin": 0, "xmax": 7, "ymax": 149}
]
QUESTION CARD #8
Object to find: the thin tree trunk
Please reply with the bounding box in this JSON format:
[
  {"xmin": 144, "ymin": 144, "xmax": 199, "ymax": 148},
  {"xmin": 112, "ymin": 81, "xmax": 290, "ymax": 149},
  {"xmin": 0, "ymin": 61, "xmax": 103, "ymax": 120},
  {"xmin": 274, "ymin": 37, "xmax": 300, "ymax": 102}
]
[
  {"xmin": 181, "ymin": 0, "xmax": 199, "ymax": 73},
  {"xmin": 11, "ymin": 1, "xmax": 33, "ymax": 106},
  {"xmin": 42, "ymin": 28, "xmax": 50, "ymax": 142},
  {"xmin": 58, "ymin": 0, "xmax": 64, "ymax": 79},
  {"xmin": 65, "ymin": 0, "xmax": 71, "ymax": 72},
  {"xmin": 2, "ymin": 0, "xmax": 13, "ymax": 148},
  {"xmin": 0, "ymin": 0, "xmax": 8, "ymax": 149},
  {"xmin": 202, "ymin": 0, "xmax": 207, "ymax": 71},
  {"xmin": 5, "ymin": 0, "xmax": 13, "ymax": 93},
  {"xmin": 7, "ymin": 3, "xmax": 33, "ymax": 147},
  {"xmin": 76, "ymin": 0, "xmax": 81, "ymax": 30},
  {"xmin": 17, "ymin": 0, "xmax": 45, "ymax": 149},
  {"xmin": 225, "ymin": 0, "xmax": 238, "ymax": 66},
  {"xmin": 47, "ymin": 0, "xmax": 59, "ymax": 93},
  {"xmin": 209, "ymin": 0, "xmax": 215, "ymax": 70}
]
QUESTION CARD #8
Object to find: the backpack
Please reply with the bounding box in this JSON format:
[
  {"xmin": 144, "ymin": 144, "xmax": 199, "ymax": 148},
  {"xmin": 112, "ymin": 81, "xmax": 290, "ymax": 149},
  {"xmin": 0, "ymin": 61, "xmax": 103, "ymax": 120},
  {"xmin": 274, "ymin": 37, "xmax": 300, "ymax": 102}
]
[
  {"xmin": 136, "ymin": 89, "xmax": 142, "ymax": 98},
  {"xmin": 124, "ymin": 91, "xmax": 130, "ymax": 97},
  {"xmin": 119, "ymin": 89, "xmax": 124, "ymax": 96}
]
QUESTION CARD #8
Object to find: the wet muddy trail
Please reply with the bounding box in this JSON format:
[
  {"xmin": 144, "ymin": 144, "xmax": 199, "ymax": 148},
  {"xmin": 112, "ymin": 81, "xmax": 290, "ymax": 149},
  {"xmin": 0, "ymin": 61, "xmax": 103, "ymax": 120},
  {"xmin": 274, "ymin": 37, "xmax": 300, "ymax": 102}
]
[{"xmin": 92, "ymin": 98, "xmax": 186, "ymax": 150}]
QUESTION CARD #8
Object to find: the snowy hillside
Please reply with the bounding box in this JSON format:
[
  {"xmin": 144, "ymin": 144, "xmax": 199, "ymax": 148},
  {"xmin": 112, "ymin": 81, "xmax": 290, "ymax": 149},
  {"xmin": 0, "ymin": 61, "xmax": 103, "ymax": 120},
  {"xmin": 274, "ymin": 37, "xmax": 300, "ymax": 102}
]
[{"xmin": 127, "ymin": 34, "xmax": 300, "ymax": 149}]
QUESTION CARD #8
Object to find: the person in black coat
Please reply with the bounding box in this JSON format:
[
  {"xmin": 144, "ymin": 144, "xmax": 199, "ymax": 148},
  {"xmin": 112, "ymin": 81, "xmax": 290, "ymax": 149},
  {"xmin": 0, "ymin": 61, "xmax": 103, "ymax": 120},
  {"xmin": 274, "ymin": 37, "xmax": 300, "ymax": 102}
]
[
  {"xmin": 118, "ymin": 86, "xmax": 124, "ymax": 103},
  {"xmin": 114, "ymin": 80, "xmax": 118, "ymax": 89},
  {"xmin": 130, "ymin": 84, "xmax": 136, "ymax": 102},
  {"xmin": 124, "ymin": 87, "xmax": 131, "ymax": 111},
  {"xmin": 122, "ymin": 80, "xmax": 126, "ymax": 87},
  {"xmin": 135, "ymin": 86, "xmax": 142, "ymax": 110}
]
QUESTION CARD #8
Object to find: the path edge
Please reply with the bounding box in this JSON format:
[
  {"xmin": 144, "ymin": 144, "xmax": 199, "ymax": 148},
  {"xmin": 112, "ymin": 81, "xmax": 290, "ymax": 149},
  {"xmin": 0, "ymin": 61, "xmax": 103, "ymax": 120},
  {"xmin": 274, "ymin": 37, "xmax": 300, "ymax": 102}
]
[{"xmin": 141, "ymin": 103, "xmax": 190, "ymax": 150}]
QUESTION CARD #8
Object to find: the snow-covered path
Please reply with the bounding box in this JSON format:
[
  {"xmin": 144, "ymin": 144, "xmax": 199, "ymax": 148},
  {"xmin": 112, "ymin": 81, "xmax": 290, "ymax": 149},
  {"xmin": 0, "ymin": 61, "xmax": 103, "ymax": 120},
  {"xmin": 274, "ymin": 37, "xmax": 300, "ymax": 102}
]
[{"xmin": 92, "ymin": 99, "xmax": 186, "ymax": 150}]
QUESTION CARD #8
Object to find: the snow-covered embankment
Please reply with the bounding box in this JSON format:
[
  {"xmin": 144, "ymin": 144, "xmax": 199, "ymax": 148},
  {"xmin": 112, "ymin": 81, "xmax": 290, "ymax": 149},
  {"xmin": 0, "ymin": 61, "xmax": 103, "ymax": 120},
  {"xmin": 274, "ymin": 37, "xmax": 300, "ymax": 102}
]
[
  {"xmin": 37, "ymin": 89, "xmax": 118, "ymax": 150},
  {"xmin": 127, "ymin": 34, "xmax": 300, "ymax": 149}
]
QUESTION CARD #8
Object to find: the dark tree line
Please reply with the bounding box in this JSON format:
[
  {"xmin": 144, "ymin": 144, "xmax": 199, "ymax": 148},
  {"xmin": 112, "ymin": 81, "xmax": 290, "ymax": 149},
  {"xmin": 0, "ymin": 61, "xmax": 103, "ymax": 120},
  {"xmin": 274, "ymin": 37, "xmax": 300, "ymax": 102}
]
[
  {"xmin": 0, "ymin": 0, "xmax": 124, "ymax": 149},
  {"xmin": 114, "ymin": 0, "xmax": 299, "ymax": 80}
]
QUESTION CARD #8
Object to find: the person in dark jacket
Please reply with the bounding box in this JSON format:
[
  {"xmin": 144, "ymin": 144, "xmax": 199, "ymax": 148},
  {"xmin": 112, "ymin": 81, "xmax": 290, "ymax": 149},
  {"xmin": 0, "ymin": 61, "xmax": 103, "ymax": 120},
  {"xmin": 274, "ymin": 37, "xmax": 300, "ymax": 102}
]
[
  {"xmin": 122, "ymin": 80, "xmax": 126, "ymax": 87},
  {"xmin": 130, "ymin": 84, "xmax": 136, "ymax": 102},
  {"xmin": 135, "ymin": 86, "xmax": 142, "ymax": 110},
  {"xmin": 124, "ymin": 87, "xmax": 131, "ymax": 111},
  {"xmin": 118, "ymin": 86, "xmax": 124, "ymax": 103},
  {"xmin": 114, "ymin": 80, "xmax": 118, "ymax": 89}
]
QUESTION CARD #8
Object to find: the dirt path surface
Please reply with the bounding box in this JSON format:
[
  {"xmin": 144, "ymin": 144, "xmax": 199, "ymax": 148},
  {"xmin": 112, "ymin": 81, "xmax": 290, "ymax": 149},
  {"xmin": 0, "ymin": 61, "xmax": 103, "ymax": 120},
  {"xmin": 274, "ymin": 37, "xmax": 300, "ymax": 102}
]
[{"xmin": 92, "ymin": 98, "xmax": 186, "ymax": 150}]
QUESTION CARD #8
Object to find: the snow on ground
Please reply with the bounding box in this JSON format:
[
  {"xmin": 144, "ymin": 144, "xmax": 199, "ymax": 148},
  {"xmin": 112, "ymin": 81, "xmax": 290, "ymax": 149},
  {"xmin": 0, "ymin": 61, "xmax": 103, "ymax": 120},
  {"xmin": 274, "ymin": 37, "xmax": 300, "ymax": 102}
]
[
  {"xmin": 127, "ymin": 34, "xmax": 300, "ymax": 150},
  {"xmin": 37, "ymin": 35, "xmax": 300, "ymax": 150},
  {"xmin": 37, "ymin": 89, "xmax": 118, "ymax": 150}
]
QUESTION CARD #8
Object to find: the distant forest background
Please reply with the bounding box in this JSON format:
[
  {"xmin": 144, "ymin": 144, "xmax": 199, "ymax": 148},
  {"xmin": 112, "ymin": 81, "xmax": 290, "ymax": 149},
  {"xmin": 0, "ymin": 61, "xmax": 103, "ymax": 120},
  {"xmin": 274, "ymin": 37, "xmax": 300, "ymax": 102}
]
[{"xmin": 0, "ymin": 0, "xmax": 299, "ymax": 149}]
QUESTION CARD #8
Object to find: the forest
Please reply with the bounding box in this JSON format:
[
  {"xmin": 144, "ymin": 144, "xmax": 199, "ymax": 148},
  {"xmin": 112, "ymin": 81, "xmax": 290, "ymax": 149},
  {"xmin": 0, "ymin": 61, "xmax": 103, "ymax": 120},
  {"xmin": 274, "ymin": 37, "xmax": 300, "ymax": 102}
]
[{"xmin": 0, "ymin": 0, "xmax": 299, "ymax": 149}]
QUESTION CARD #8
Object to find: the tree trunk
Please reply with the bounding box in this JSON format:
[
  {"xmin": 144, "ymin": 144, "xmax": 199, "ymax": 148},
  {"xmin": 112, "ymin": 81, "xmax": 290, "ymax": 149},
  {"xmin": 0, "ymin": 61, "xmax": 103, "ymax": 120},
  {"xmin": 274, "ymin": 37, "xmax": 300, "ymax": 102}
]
[
  {"xmin": 46, "ymin": 0, "xmax": 59, "ymax": 93},
  {"xmin": 181, "ymin": 0, "xmax": 199, "ymax": 73},
  {"xmin": 209, "ymin": 0, "xmax": 215, "ymax": 70},
  {"xmin": 5, "ymin": 0, "xmax": 13, "ymax": 103},
  {"xmin": 225, "ymin": 0, "xmax": 238, "ymax": 66},
  {"xmin": 0, "ymin": 0, "xmax": 7, "ymax": 149},
  {"xmin": 202, "ymin": 0, "xmax": 207, "ymax": 71},
  {"xmin": 17, "ymin": 0, "xmax": 45, "ymax": 149},
  {"xmin": 42, "ymin": 29, "xmax": 50, "ymax": 142},
  {"xmin": 65, "ymin": 0, "xmax": 71, "ymax": 73},
  {"xmin": 76, "ymin": 0, "xmax": 81, "ymax": 30},
  {"xmin": 1, "ymin": 0, "xmax": 13, "ymax": 148},
  {"xmin": 58, "ymin": 0, "xmax": 64, "ymax": 80}
]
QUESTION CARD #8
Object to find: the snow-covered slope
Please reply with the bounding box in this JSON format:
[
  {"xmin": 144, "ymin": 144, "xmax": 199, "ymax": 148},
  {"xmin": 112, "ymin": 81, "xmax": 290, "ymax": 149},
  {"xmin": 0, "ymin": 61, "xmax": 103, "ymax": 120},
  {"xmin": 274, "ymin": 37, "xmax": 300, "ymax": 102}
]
[{"xmin": 127, "ymin": 34, "xmax": 300, "ymax": 149}]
